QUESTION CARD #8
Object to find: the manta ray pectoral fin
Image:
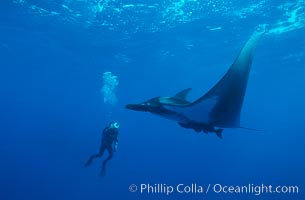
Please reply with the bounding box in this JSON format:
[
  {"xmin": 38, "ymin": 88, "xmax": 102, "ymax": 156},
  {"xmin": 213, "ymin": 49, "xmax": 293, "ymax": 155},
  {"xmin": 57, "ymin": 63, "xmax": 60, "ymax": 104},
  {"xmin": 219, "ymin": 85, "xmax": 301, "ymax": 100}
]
[
  {"xmin": 178, "ymin": 122, "xmax": 201, "ymax": 132},
  {"xmin": 183, "ymin": 30, "xmax": 265, "ymax": 128},
  {"xmin": 174, "ymin": 88, "xmax": 192, "ymax": 100},
  {"xmin": 215, "ymin": 129, "xmax": 223, "ymax": 138},
  {"xmin": 178, "ymin": 122, "xmax": 189, "ymax": 129}
]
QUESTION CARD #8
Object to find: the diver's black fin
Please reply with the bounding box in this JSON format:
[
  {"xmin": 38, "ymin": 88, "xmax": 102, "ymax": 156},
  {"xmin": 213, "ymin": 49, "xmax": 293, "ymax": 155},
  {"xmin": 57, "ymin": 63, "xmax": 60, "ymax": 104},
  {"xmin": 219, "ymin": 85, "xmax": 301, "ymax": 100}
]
[
  {"xmin": 238, "ymin": 126, "xmax": 265, "ymax": 132},
  {"xmin": 174, "ymin": 88, "xmax": 192, "ymax": 100},
  {"xmin": 215, "ymin": 129, "xmax": 223, "ymax": 138},
  {"xmin": 100, "ymin": 163, "xmax": 107, "ymax": 177}
]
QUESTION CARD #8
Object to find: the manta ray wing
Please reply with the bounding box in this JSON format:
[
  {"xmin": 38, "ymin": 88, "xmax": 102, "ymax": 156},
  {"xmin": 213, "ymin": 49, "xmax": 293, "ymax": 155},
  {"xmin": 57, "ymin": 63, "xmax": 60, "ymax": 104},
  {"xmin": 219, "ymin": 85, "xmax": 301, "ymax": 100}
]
[{"xmin": 178, "ymin": 31, "xmax": 264, "ymax": 128}]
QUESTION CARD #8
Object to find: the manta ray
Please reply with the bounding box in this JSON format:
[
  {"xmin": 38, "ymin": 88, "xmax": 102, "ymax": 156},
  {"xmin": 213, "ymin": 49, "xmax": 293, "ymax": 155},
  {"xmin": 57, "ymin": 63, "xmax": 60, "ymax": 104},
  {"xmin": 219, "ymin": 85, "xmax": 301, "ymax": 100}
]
[{"xmin": 126, "ymin": 31, "xmax": 264, "ymax": 138}]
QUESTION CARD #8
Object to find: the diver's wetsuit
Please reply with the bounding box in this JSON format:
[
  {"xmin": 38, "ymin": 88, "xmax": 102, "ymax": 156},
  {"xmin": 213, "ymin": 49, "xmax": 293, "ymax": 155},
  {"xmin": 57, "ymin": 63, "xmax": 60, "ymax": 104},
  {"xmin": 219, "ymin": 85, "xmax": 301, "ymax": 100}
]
[{"xmin": 84, "ymin": 126, "xmax": 119, "ymax": 176}]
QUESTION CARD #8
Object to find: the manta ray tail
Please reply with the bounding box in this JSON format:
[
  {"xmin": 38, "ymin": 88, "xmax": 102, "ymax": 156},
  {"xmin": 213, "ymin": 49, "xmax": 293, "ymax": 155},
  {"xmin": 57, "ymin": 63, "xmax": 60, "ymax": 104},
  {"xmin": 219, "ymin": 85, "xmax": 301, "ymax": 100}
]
[{"xmin": 238, "ymin": 126, "xmax": 265, "ymax": 132}]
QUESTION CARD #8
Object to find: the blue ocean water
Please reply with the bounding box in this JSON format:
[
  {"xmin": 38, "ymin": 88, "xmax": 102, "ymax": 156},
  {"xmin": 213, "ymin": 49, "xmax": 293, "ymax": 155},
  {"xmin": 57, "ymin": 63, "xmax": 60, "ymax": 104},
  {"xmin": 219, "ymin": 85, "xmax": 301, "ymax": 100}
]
[{"xmin": 0, "ymin": 0, "xmax": 304, "ymax": 200}]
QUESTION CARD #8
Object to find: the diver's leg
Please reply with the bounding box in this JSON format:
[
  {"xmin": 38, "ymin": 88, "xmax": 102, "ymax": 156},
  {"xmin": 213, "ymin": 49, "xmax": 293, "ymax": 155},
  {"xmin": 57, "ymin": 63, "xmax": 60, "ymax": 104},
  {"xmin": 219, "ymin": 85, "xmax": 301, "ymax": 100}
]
[
  {"xmin": 100, "ymin": 146, "xmax": 114, "ymax": 176},
  {"xmin": 84, "ymin": 146, "xmax": 106, "ymax": 167}
]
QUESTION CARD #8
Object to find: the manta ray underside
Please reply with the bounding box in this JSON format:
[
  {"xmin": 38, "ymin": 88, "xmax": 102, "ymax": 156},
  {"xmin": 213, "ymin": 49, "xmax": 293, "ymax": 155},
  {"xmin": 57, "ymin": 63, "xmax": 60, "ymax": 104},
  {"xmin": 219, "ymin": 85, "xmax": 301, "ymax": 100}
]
[{"xmin": 126, "ymin": 30, "xmax": 264, "ymax": 138}]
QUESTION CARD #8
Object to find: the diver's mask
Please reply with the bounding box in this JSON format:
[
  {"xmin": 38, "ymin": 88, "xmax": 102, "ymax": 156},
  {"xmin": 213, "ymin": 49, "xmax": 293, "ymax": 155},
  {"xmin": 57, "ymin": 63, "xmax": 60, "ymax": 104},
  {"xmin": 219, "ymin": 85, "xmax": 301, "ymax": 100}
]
[{"xmin": 111, "ymin": 122, "xmax": 120, "ymax": 129}]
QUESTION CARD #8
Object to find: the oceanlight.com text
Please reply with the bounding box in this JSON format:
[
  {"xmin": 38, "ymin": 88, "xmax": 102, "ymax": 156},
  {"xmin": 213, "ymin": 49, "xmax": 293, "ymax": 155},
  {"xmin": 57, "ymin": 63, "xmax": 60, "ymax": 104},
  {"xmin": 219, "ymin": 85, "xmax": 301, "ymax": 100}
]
[{"xmin": 213, "ymin": 183, "xmax": 299, "ymax": 195}]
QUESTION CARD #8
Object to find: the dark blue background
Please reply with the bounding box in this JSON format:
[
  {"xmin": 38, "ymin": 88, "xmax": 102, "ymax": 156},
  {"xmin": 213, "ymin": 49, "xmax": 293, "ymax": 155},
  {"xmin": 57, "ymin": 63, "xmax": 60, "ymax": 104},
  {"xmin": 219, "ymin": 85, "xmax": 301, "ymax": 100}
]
[{"xmin": 0, "ymin": 1, "xmax": 304, "ymax": 199}]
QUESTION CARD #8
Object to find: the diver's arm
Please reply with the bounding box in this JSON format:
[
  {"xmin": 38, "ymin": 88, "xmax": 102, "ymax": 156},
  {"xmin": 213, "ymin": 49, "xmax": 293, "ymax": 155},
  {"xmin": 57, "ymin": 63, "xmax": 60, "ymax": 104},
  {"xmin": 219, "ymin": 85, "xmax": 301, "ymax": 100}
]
[
  {"xmin": 114, "ymin": 141, "xmax": 118, "ymax": 152},
  {"xmin": 114, "ymin": 132, "xmax": 119, "ymax": 152},
  {"xmin": 102, "ymin": 127, "xmax": 107, "ymax": 137}
]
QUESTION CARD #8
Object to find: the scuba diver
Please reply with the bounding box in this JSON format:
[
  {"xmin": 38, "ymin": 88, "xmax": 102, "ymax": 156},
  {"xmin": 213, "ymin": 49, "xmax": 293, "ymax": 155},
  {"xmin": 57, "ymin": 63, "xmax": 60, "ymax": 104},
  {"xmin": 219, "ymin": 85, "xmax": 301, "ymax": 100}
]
[{"xmin": 84, "ymin": 122, "xmax": 120, "ymax": 176}]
